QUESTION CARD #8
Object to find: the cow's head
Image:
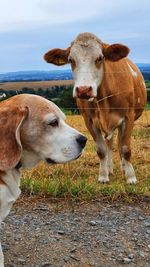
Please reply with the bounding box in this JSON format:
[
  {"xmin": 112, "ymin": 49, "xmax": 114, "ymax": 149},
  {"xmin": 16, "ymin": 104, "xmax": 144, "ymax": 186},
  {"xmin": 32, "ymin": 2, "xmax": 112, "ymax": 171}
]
[{"xmin": 44, "ymin": 32, "xmax": 129, "ymax": 100}]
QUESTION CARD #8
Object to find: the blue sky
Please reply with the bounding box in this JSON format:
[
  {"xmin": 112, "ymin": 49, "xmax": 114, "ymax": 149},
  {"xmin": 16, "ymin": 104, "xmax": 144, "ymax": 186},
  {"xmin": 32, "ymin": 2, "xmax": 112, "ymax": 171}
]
[{"xmin": 0, "ymin": 0, "xmax": 150, "ymax": 72}]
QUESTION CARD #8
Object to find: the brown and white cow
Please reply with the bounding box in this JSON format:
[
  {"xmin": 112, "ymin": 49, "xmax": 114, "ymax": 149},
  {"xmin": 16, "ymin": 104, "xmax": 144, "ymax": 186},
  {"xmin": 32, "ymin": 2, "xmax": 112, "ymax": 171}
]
[{"xmin": 44, "ymin": 32, "xmax": 147, "ymax": 184}]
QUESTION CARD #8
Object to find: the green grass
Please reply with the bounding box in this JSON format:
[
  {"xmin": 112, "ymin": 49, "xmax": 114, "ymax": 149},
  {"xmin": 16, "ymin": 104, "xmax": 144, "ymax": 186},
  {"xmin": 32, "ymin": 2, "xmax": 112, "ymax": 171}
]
[
  {"xmin": 146, "ymin": 103, "xmax": 150, "ymax": 110},
  {"xmin": 21, "ymin": 113, "xmax": 150, "ymax": 202},
  {"xmin": 21, "ymin": 167, "xmax": 150, "ymax": 201},
  {"xmin": 145, "ymin": 81, "xmax": 150, "ymax": 88}
]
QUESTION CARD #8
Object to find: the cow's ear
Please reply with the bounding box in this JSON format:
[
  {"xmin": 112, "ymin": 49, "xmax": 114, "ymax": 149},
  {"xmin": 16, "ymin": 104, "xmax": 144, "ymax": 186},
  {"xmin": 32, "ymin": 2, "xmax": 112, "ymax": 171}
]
[
  {"xmin": 44, "ymin": 47, "xmax": 70, "ymax": 66},
  {"xmin": 103, "ymin": 43, "xmax": 130, "ymax": 61}
]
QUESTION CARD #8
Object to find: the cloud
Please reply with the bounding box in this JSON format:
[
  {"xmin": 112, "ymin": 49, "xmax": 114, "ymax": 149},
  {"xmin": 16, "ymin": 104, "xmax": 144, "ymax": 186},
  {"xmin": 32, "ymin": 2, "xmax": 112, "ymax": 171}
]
[
  {"xmin": 0, "ymin": 0, "xmax": 105, "ymax": 31},
  {"xmin": 1, "ymin": 0, "xmax": 149, "ymax": 32},
  {"xmin": 0, "ymin": 0, "xmax": 150, "ymax": 71}
]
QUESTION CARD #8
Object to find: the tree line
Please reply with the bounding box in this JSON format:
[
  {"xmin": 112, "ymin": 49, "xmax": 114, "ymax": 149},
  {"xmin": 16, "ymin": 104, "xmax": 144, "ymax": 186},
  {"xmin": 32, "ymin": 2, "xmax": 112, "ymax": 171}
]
[
  {"xmin": 0, "ymin": 84, "xmax": 150, "ymax": 113},
  {"xmin": 0, "ymin": 85, "xmax": 78, "ymax": 114}
]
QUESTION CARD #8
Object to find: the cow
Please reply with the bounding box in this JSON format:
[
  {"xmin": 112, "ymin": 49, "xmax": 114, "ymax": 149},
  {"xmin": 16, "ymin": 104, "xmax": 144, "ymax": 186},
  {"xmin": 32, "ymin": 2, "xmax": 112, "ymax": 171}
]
[{"xmin": 44, "ymin": 32, "xmax": 147, "ymax": 184}]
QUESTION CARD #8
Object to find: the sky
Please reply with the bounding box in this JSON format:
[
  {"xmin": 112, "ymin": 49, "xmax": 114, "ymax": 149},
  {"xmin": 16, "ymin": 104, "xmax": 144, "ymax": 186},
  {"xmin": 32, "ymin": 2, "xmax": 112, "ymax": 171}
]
[{"xmin": 0, "ymin": 0, "xmax": 150, "ymax": 72}]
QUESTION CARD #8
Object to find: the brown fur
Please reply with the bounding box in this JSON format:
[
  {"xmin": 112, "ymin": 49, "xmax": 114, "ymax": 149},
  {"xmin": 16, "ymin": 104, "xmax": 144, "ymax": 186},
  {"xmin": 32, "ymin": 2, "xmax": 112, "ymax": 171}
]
[
  {"xmin": 44, "ymin": 47, "xmax": 70, "ymax": 65},
  {"xmin": 77, "ymin": 57, "xmax": 147, "ymax": 138},
  {"xmin": 103, "ymin": 43, "xmax": 130, "ymax": 61},
  {"xmin": 0, "ymin": 106, "xmax": 28, "ymax": 171},
  {"xmin": 43, "ymin": 32, "xmax": 147, "ymax": 183}
]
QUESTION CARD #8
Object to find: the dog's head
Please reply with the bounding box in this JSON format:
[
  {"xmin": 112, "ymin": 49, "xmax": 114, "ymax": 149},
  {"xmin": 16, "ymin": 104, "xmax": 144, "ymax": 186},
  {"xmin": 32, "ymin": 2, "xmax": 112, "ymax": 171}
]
[{"xmin": 0, "ymin": 94, "xmax": 87, "ymax": 171}]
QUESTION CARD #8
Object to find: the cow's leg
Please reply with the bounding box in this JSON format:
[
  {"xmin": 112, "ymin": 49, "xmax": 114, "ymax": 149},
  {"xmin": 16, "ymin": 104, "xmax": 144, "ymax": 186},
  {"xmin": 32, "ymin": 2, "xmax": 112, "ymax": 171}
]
[
  {"xmin": 118, "ymin": 117, "xmax": 136, "ymax": 184},
  {"xmin": 106, "ymin": 137, "xmax": 114, "ymax": 175},
  {"xmin": 93, "ymin": 127, "xmax": 109, "ymax": 183},
  {"xmin": 82, "ymin": 117, "xmax": 111, "ymax": 183}
]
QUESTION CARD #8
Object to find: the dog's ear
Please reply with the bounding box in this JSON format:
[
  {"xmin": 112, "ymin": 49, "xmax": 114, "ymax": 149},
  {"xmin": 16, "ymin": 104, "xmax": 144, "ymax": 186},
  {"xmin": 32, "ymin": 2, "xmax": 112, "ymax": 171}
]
[{"xmin": 0, "ymin": 106, "xmax": 28, "ymax": 171}]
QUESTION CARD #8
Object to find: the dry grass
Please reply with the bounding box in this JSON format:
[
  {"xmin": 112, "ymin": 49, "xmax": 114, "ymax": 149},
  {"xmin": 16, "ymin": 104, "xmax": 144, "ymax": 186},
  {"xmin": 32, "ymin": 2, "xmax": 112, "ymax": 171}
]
[
  {"xmin": 21, "ymin": 110, "xmax": 150, "ymax": 201},
  {"xmin": 0, "ymin": 80, "xmax": 73, "ymax": 91}
]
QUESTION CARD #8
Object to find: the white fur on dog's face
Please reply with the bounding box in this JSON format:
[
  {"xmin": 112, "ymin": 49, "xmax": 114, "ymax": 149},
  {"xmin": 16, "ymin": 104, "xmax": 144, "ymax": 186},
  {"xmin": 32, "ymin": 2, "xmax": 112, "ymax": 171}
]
[
  {"xmin": 40, "ymin": 116, "xmax": 83, "ymax": 163},
  {"xmin": 17, "ymin": 95, "xmax": 86, "ymax": 168},
  {"xmin": 21, "ymin": 114, "xmax": 84, "ymax": 167}
]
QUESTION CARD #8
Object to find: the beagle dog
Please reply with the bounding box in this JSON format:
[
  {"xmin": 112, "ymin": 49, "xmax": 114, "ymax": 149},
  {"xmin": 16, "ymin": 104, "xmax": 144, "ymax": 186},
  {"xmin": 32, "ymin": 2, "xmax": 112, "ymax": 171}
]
[{"xmin": 0, "ymin": 94, "xmax": 87, "ymax": 266}]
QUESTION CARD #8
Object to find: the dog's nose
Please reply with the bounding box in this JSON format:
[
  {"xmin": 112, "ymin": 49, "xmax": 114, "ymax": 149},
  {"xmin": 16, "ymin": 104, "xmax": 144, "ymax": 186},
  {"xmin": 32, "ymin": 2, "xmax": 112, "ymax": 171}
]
[{"xmin": 76, "ymin": 135, "xmax": 87, "ymax": 148}]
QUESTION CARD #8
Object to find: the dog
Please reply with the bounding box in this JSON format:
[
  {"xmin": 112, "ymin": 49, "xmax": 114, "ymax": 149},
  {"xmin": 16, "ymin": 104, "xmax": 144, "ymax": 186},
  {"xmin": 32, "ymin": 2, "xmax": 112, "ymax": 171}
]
[{"xmin": 0, "ymin": 94, "xmax": 87, "ymax": 266}]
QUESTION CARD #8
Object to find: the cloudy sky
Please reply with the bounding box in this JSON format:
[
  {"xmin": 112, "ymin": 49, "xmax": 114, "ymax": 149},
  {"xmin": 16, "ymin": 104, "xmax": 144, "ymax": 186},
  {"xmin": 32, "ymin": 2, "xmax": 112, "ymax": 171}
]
[{"xmin": 0, "ymin": 0, "xmax": 150, "ymax": 72}]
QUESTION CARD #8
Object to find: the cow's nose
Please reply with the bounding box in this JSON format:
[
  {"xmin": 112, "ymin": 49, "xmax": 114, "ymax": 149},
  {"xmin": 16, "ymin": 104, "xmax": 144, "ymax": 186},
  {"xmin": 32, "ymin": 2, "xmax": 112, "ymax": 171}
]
[
  {"xmin": 76, "ymin": 135, "xmax": 87, "ymax": 148},
  {"xmin": 76, "ymin": 86, "xmax": 93, "ymax": 99}
]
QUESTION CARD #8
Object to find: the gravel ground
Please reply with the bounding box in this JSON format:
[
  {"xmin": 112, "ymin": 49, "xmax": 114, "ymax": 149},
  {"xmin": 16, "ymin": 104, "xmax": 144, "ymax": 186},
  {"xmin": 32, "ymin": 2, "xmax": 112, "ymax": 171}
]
[{"xmin": 1, "ymin": 196, "xmax": 150, "ymax": 267}]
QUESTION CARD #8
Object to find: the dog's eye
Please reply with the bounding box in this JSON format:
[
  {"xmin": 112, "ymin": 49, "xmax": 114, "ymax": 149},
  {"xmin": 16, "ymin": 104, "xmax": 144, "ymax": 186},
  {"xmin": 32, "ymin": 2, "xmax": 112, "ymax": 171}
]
[{"xmin": 48, "ymin": 119, "xmax": 59, "ymax": 127}]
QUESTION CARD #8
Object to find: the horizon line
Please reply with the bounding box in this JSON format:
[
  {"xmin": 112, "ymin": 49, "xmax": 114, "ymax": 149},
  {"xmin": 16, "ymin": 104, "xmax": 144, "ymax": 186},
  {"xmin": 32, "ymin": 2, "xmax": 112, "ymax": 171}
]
[{"xmin": 0, "ymin": 63, "xmax": 150, "ymax": 75}]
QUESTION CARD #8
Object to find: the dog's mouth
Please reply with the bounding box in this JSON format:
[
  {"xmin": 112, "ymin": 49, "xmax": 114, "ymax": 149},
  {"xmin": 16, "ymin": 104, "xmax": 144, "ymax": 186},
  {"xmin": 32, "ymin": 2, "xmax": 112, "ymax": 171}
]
[
  {"xmin": 46, "ymin": 152, "xmax": 82, "ymax": 165},
  {"xmin": 74, "ymin": 152, "xmax": 82, "ymax": 160},
  {"xmin": 46, "ymin": 158, "xmax": 57, "ymax": 164}
]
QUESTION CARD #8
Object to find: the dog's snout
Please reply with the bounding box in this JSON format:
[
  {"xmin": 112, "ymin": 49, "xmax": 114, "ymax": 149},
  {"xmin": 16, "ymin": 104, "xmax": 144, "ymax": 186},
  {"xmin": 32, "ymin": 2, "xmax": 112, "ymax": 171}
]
[{"xmin": 76, "ymin": 135, "xmax": 87, "ymax": 148}]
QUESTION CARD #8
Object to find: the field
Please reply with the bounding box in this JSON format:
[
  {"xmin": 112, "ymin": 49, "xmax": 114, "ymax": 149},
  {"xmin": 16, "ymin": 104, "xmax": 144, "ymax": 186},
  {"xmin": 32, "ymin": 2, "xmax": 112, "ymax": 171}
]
[
  {"xmin": 0, "ymin": 80, "xmax": 149, "ymax": 92},
  {"xmin": 21, "ymin": 111, "xmax": 150, "ymax": 201},
  {"xmin": 0, "ymin": 80, "xmax": 73, "ymax": 91},
  {"xmin": 0, "ymin": 80, "xmax": 149, "ymax": 201}
]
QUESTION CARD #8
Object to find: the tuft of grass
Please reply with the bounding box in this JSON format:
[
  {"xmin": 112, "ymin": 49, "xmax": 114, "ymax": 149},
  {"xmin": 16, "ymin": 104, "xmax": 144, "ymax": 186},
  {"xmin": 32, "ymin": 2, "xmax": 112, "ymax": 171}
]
[{"xmin": 21, "ymin": 111, "xmax": 150, "ymax": 202}]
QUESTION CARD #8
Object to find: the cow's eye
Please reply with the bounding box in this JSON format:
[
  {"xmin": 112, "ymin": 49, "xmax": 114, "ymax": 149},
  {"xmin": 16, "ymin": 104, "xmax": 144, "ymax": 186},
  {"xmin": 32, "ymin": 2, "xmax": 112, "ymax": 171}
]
[
  {"xmin": 68, "ymin": 57, "xmax": 74, "ymax": 63},
  {"xmin": 68, "ymin": 57, "xmax": 73, "ymax": 64},
  {"xmin": 68, "ymin": 57, "xmax": 76, "ymax": 69},
  {"xmin": 95, "ymin": 55, "xmax": 103, "ymax": 68},
  {"xmin": 96, "ymin": 55, "xmax": 103, "ymax": 63},
  {"xmin": 48, "ymin": 119, "xmax": 59, "ymax": 127}
]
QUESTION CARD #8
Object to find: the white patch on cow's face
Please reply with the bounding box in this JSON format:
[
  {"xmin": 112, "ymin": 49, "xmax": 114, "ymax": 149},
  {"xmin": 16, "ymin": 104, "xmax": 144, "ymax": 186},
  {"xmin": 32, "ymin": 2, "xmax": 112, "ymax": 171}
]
[
  {"xmin": 127, "ymin": 63, "xmax": 138, "ymax": 77},
  {"xmin": 69, "ymin": 39, "xmax": 104, "ymax": 98}
]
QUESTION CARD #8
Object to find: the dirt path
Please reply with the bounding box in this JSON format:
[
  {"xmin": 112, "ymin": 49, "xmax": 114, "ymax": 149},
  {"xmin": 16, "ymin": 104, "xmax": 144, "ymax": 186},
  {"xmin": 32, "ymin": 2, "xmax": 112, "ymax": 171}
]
[{"xmin": 1, "ymin": 197, "xmax": 150, "ymax": 267}]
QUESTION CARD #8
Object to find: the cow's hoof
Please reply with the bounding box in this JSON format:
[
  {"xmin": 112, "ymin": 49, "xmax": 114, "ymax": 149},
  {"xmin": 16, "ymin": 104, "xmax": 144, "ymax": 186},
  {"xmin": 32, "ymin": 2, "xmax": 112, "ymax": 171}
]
[
  {"xmin": 98, "ymin": 176, "xmax": 109, "ymax": 183},
  {"xmin": 127, "ymin": 176, "xmax": 137, "ymax": 184}
]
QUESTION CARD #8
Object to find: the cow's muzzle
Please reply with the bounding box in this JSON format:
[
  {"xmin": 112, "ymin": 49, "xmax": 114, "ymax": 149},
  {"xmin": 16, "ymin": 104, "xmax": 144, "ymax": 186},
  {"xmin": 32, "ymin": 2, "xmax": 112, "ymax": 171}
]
[{"xmin": 75, "ymin": 86, "xmax": 94, "ymax": 99}]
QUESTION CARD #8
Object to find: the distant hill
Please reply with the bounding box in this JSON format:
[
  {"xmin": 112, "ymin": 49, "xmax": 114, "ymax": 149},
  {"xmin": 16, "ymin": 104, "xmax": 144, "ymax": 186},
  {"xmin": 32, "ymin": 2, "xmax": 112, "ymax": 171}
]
[
  {"xmin": 136, "ymin": 64, "xmax": 150, "ymax": 80},
  {"xmin": 0, "ymin": 64, "xmax": 150, "ymax": 82},
  {"xmin": 0, "ymin": 70, "xmax": 72, "ymax": 83}
]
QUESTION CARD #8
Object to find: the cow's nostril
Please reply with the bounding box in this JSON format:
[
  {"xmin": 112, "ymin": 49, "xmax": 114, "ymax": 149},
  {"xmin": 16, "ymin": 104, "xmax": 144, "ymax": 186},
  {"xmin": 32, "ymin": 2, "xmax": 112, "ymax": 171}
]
[
  {"xmin": 75, "ymin": 86, "xmax": 94, "ymax": 99},
  {"xmin": 76, "ymin": 135, "xmax": 87, "ymax": 148}
]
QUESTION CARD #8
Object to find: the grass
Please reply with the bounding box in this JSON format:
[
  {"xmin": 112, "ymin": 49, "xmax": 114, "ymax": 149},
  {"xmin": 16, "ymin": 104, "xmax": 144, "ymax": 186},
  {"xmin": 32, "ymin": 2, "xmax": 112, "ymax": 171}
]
[
  {"xmin": 21, "ymin": 110, "xmax": 150, "ymax": 201},
  {"xmin": 145, "ymin": 81, "xmax": 150, "ymax": 88},
  {"xmin": 145, "ymin": 103, "xmax": 150, "ymax": 110}
]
